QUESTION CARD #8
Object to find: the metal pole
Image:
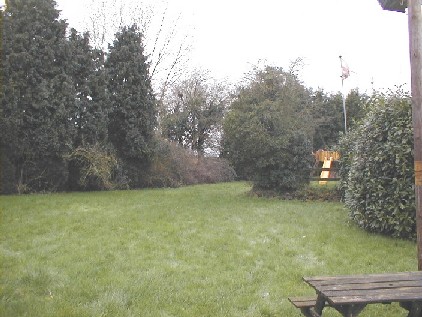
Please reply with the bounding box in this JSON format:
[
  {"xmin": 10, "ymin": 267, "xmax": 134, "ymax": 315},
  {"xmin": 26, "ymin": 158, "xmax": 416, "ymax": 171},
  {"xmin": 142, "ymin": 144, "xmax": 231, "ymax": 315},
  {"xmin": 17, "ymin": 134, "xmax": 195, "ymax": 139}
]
[
  {"xmin": 339, "ymin": 56, "xmax": 348, "ymax": 134},
  {"xmin": 342, "ymin": 84, "xmax": 347, "ymax": 134},
  {"xmin": 408, "ymin": 0, "xmax": 422, "ymax": 270}
]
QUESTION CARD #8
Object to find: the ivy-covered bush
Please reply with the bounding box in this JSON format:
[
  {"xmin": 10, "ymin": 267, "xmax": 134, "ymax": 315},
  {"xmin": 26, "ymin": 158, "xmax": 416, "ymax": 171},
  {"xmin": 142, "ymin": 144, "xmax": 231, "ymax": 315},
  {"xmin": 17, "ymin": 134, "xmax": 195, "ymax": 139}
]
[
  {"xmin": 341, "ymin": 90, "xmax": 415, "ymax": 239},
  {"xmin": 66, "ymin": 145, "xmax": 117, "ymax": 191}
]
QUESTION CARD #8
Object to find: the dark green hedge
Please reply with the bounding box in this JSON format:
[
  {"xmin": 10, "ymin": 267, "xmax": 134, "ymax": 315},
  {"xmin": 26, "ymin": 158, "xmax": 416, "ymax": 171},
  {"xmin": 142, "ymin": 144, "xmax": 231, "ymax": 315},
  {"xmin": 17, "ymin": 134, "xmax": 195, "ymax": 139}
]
[{"xmin": 340, "ymin": 90, "xmax": 416, "ymax": 239}]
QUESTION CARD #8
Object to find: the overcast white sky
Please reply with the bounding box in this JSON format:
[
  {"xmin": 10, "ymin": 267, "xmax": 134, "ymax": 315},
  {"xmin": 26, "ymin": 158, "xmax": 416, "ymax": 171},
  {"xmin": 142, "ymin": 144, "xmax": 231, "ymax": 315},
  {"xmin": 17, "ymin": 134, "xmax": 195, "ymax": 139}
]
[{"xmin": 56, "ymin": 0, "xmax": 411, "ymax": 94}]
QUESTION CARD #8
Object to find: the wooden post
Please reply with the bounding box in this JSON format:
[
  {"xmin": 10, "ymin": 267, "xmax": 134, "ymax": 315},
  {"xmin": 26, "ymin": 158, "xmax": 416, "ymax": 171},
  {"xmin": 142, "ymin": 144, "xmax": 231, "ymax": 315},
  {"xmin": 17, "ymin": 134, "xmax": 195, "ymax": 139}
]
[{"xmin": 408, "ymin": 0, "xmax": 422, "ymax": 271}]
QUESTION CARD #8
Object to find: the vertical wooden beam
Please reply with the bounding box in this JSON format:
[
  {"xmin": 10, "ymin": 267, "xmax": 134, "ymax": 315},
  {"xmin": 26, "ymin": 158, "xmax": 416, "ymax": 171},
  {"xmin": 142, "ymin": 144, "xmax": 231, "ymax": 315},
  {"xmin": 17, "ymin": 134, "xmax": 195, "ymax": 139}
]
[{"xmin": 408, "ymin": 0, "xmax": 422, "ymax": 270}]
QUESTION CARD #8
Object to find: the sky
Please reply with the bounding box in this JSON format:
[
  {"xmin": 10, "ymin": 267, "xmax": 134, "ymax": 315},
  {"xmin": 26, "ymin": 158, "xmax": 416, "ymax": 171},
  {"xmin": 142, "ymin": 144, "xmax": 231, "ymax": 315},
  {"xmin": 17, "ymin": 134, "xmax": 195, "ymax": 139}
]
[{"xmin": 56, "ymin": 0, "xmax": 411, "ymax": 94}]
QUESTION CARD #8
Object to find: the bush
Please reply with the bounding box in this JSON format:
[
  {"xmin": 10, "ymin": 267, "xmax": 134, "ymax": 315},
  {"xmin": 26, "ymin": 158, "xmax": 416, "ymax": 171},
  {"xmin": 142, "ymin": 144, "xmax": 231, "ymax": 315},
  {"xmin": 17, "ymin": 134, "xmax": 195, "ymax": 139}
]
[
  {"xmin": 251, "ymin": 182, "xmax": 341, "ymax": 201},
  {"xmin": 0, "ymin": 152, "xmax": 17, "ymax": 194},
  {"xmin": 146, "ymin": 140, "xmax": 236, "ymax": 187},
  {"xmin": 6, "ymin": 156, "xmax": 69, "ymax": 194},
  {"xmin": 66, "ymin": 145, "xmax": 117, "ymax": 191},
  {"xmin": 251, "ymin": 131, "xmax": 314, "ymax": 192},
  {"xmin": 341, "ymin": 90, "xmax": 415, "ymax": 239},
  {"xmin": 337, "ymin": 129, "xmax": 356, "ymax": 199},
  {"xmin": 222, "ymin": 66, "xmax": 314, "ymax": 193}
]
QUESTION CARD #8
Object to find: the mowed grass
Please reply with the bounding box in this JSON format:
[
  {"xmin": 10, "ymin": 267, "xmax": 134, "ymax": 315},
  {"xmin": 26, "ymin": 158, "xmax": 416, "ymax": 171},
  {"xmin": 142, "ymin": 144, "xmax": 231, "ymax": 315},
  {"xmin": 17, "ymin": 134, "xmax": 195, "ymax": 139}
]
[{"xmin": 0, "ymin": 182, "xmax": 417, "ymax": 317}]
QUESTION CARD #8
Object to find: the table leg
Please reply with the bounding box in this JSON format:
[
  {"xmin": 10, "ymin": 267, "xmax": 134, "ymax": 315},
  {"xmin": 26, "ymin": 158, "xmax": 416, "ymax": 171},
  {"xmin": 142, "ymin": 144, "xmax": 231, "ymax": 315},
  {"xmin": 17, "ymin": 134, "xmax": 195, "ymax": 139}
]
[
  {"xmin": 300, "ymin": 307, "xmax": 320, "ymax": 317},
  {"xmin": 308, "ymin": 293, "xmax": 326, "ymax": 317},
  {"xmin": 407, "ymin": 301, "xmax": 422, "ymax": 317}
]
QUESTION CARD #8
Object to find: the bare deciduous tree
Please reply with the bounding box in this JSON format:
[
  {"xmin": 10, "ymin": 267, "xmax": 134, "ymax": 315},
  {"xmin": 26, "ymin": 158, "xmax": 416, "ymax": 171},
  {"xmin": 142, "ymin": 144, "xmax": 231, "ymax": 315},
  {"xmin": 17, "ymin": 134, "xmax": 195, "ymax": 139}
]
[
  {"xmin": 84, "ymin": 0, "xmax": 192, "ymax": 98},
  {"xmin": 161, "ymin": 69, "xmax": 230, "ymax": 156}
]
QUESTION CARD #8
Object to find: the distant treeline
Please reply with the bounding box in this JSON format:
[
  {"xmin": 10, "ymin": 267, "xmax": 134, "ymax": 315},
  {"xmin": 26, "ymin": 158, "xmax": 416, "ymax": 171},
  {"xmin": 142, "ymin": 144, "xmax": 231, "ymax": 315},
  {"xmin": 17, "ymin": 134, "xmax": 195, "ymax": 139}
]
[
  {"xmin": 0, "ymin": 0, "xmax": 236, "ymax": 194},
  {"xmin": 1, "ymin": 0, "xmax": 370, "ymax": 194}
]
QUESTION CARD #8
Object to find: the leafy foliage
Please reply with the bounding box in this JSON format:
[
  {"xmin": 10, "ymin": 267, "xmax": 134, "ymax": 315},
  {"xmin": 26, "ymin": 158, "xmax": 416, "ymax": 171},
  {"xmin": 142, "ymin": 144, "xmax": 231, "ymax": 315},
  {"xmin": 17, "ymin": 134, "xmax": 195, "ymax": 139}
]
[
  {"xmin": 1, "ymin": 0, "xmax": 75, "ymax": 192},
  {"xmin": 341, "ymin": 90, "xmax": 416, "ymax": 239},
  {"xmin": 66, "ymin": 29, "xmax": 110, "ymax": 190},
  {"xmin": 106, "ymin": 24, "xmax": 156, "ymax": 161},
  {"xmin": 1, "ymin": 2, "xmax": 160, "ymax": 193},
  {"xmin": 65, "ymin": 145, "xmax": 117, "ymax": 191},
  {"xmin": 310, "ymin": 89, "xmax": 368, "ymax": 151},
  {"xmin": 67, "ymin": 28, "xmax": 109, "ymax": 147},
  {"xmin": 222, "ymin": 66, "xmax": 314, "ymax": 192},
  {"xmin": 309, "ymin": 90, "xmax": 343, "ymax": 150},
  {"xmin": 146, "ymin": 140, "xmax": 236, "ymax": 187}
]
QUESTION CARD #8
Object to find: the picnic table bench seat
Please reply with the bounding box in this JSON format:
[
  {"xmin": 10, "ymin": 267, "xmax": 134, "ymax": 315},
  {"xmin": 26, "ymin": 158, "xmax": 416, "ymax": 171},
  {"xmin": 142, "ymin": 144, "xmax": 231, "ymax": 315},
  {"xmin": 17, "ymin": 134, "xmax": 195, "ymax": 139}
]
[{"xmin": 288, "ymin": 296, "xmax": 330, "ymax": 317}]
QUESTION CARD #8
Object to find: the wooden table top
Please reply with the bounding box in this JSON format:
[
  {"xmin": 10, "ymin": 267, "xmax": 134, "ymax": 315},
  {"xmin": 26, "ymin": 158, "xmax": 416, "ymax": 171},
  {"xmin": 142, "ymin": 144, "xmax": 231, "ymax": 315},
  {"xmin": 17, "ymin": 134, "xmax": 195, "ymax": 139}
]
[{"xmin": 304, "ymin": 271, "xmax": 422, "ymax": 306}]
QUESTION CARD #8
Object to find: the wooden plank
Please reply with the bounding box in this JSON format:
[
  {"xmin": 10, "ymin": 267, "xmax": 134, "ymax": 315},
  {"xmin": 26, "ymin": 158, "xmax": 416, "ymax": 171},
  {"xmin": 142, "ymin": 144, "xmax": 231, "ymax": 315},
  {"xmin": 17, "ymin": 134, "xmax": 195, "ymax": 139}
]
[
  {"xmin": 313, "ymin": 168, "xmax": 339, "ymax": 172},
  {"xmin": 327, "ymin": 292, "xmax": 422, "ymax": 305},
  {"xmin": 322, "ymin": 286, "xmax": 422, "ymax": 298},
  {"xmin": 315, "ymin": 280, "xmax": 422, "ymax": 291},
  {"xmin": 310, "ymin": 177, "xmax": 340, "ymax": 181},
  {"xmin": 304, "ymin": 272, "xmax": 422, "ymax": 286},
  {"xmin": 308, "ymin": 278, "xmax": 422, "ymax": 289},
  {"xmin": 304, "ymin": 271, "xmax": 422, "ymax": 280},
  {"xmin": 288, "ymin": 296, "xmax": 329, "ymax": 317},
  {"xmin": 288, "ymin": 296, "xmax": 319, "ymax": 308}
]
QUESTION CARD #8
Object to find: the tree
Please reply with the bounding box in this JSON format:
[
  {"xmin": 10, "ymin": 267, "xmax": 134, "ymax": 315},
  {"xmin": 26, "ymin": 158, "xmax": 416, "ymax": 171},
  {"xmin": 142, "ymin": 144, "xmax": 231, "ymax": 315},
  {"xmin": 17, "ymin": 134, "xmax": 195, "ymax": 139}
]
[
  {"xmin": 310, "ymin": 90, "xmax": 344, "ymax": 150},
  {"xmin": 1, "ymin": 0, "xmax": 75, "ymax": 193},
  {"xmin": 66, "ymin": 28, "xmax": 111, "ymax": 190},
  {"xmin": 161, "ymin": 70, "xmax": 228, "ymax": 156},
  {"xmin": 222, "ymin": 66, "xmax": 314, "ymax": 192},
  {"xmin": 67, "ymin": 28, "xmax": 109, "ymax": 147},
  {"xmin": 105, "ymin": 24, "xmax": 157, "ymax": 187},
  {"xmin": 85, "ymin": 0, "xmax": 191, "ymax": 98},
  {"xmin": 310, "ymin": 89, "xmax": 368, "ymax": 150}
]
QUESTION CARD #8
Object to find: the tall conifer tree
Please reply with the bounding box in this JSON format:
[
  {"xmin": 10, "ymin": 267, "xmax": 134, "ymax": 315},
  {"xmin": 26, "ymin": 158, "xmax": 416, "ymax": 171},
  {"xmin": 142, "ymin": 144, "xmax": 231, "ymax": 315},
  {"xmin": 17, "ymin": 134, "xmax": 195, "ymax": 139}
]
[
  {"xmin": 1, "ymin": 0, "xmax": 75, "ymax": 192},
  {"xmin": 66, "ymin": 29, "xmax": 110, "ymax": 190},
  {"xmin": 105, "ymin": 24, "xmax": 156, "ymax": 187},
  {"xmin": 67, "ymin": 28, "xmax": 109, "ymax": 147}
]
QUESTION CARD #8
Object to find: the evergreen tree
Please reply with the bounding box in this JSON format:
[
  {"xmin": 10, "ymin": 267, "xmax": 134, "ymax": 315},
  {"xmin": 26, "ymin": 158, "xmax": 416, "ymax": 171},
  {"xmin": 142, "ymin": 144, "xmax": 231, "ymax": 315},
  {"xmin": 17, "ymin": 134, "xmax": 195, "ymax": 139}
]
[
  {"xmin": 222, "ymin": 66, "xmax": 313, "ymax": 192},
  {"xmin": 1, "ymin": 0, "xmax": 75, "ymax": 193},
  {"xmin": 310, "ymin": 90, "xmax": 344, "ymax": 150},
  {"xmin": 105, "ymin": 24, "xmax": 157, "ymax": 187},
  {"xmin": 66, "ymin": 28, "xmax": 111, "ymax": 190},
  {"xmin": 67, "ymin": 28, "xmax": 109, "ymax": 147},
  {"xmin": 310, "ymin": 89, "xmax": 369, "ymax": 151}
]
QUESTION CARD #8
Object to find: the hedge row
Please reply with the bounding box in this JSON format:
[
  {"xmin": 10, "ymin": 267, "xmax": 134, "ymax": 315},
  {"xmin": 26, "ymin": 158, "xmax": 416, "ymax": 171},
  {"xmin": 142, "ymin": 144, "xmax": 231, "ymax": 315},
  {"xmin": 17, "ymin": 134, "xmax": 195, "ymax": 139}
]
[{"xmin": 339, "ymin": 90, "xmax": 416, "ymax": 239}]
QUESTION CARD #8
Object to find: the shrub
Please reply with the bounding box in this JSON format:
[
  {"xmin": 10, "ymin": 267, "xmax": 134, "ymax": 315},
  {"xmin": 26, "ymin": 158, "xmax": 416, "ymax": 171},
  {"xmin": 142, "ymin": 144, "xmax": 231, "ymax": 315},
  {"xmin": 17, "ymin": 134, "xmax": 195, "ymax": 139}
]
[
  {"xmin": 251, "ymin": 182, "xmax": 341, "ymax": 201},
  {"xmin": 146, "ymin": 140, "xmax": 236, "ymax": 187},
  {"xmin": 222, "ymin": 66, "xmax": 314, "ymax": 193},
  {"xmin": 0, "ymin": 152, "xmax": 17, "ymax": 194},
  {"xmin": 341, "ymin": 90, "xmax": 415, "ymax": 239},
  {"xmin": 337, "ymin": 129, "xmax": 356, "ymax": 199},
  {"xmin": 6, "ymin": 156, "xmax": 69, "ymax": 194},
  {"xmin": 250, "ymin": 131, "xmax": 314, "ymax": 193},
  {"xmin": 66, "ymin": 145, "xmax": 117, "ymax": 191}
]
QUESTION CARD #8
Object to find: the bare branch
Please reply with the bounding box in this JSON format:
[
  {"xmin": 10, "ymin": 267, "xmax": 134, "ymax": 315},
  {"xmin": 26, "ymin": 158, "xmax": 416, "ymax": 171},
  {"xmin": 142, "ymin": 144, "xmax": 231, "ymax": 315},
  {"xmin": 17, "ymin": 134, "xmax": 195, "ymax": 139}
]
[{"xmin": 83, "ymin": 0, "xmax": 192, "ymax": 97}]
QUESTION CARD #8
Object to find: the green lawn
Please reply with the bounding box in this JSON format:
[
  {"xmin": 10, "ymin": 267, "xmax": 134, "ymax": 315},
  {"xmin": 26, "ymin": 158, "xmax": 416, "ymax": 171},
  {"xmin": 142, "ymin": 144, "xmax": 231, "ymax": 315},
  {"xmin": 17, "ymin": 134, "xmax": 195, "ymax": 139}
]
[{"xmin": 0, "ymin": 182, "xmax": 417, "ymax": 317}]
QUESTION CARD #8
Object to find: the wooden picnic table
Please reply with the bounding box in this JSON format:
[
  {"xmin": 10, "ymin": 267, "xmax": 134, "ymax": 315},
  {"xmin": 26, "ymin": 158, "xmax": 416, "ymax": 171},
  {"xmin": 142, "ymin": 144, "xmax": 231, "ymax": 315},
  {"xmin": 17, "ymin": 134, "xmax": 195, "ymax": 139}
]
[{"xmin": 289, "ymin": 271, "xmax": 422, "ymax": 317}]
